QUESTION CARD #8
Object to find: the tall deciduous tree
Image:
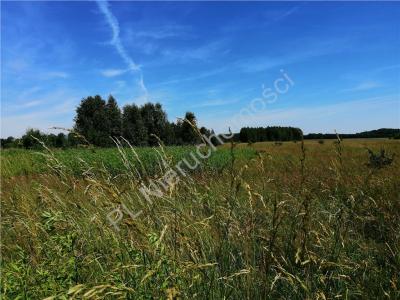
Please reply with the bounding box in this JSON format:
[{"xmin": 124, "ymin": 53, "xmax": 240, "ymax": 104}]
[
  {"xmin": 74, "ymin": 95, "xmax": 109, "ymax": 146},
  {"xmin": 21, "ymin": 129, "xmax": 45, "ymax": 149},
  {"xmin": 140, "ymin": 103, "xmax": 168, "ymax": 145},
  {"xmin": 122, "ymin": 104, "xmax": 148, "ymax": 146}
]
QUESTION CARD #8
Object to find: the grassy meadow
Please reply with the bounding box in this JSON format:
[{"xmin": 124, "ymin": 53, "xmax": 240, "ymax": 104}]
[{"xmin": 1, "ymin": 139, "xmax": 399, "ymax": 299}]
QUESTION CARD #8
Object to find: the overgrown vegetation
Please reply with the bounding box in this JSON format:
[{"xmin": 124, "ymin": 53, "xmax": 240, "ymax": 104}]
[{"xmin": 1, "ymin": 138, "xmax": 399, "ymax": 299}]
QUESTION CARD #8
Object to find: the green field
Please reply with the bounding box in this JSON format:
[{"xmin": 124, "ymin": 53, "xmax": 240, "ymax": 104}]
[
  {"xmin": 0, "ymin": 146, "xmax": 257, "ymax": 178},
  {"xmin": 1, "ymin": 139, "xmax": 399, "ymax": 299}
]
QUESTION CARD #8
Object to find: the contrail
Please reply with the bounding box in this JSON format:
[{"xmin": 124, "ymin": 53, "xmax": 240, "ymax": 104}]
[{"xmin": 96, "ymin": 0, "xmax": 148, "ymax": 99}]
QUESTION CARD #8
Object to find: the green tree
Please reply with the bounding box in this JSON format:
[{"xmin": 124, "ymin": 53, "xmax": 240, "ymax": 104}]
[
  {"xmin": 55, "ymin": 133, "xmax": 67, "ymax": 148},
  {"xmin": 67, "ymin": 132, "xmax": 80, "ymax": 147},
  {"xmin": 140, "ymin": 103, "xmax": 168, "ymax": 145},
  {"xmin": 47, "ymin": 134, "xmax": 57, "ymax": 147},
  {"xmin": 122, "ymin": 104, "xmax": 148, "ymax": 146},
  {"xmin": 180, "ymin": 112, "xmax": 200, "ymax": 144},
  {"xmin": 105, "ymin": 95, "xmax": 122, "ymax": 143},
  {"xmin": 171, "ymin": 122, "xmax": 183, "ymax": 145},
  {"xmin": 0, "ymin": 136, "xmax": 15, "ymax": 148},
  {"xmin": 163, "ymin": 122, "xmax": 177, "ymax": 145},
  {"xmin": 74, "ymin": 95, "xmax": 109, "ymax": 146},
  {"xmin": 21, "ymin": 129, "xmax": 45, "ymax": 149}
]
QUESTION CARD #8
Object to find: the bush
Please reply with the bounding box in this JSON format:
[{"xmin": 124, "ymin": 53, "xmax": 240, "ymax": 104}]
[
  {"xmin": 366, "ymin": 148, "xmax": 395, "ymax": 169},
  {"xmin": 21, "ymin": 129, "xmax": 45, "ymax": 149}
]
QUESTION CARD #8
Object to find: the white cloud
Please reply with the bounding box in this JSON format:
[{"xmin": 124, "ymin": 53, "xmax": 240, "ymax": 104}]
[
  {"xmin": 1, "ymin": 99, "xmax": 77, "ymax": 138},
  {"xmin": 1, "ymin": 89, "xmax": 82, "ymax": 137},
  {"xmin": 96, "ymin": 0, "xmax": 150, "ymax": 103},
  {"xmin": 134, "ymin": 75, "xmax": 150, "ymax": 104},
  {"xmin": 236, "ymin": 37, "xmax": 351, "ymax": 73},
  {"xmin": 342, "ymin": 81, "xmax": 382, "ymax": 92},
  {"xmin": 161, "ymin": 40, "xmax": 229, "ymax": 62},
  {"xmin": 101, "ymin": 68, "xmax": 127, "ymax": 77},
  {"xmin": 96, "ymin": 0, "xmax": 140, "ymax": 71},
  {"xmin": 14, "ymin": 100, "xmax": 44, "ymax": 109},
  {"xmin": 221, "ymin": 5, "xmax": 301, "ymax": 34},
  {"xmin": 376, "ymin": 64, "xmax": 400, "ymax": 72},
  {"xmin": 156, "ymin": 67, "xmax": 226, "ymax": 86},
  {"xmin": 44, "ymin": 71, "xmax": 69, "ymax": 79},
  {"xmin": 194, "ymin": 99, "xmax": 239, "ymax": 108},
  {"xmin": 134, "ymin": 24, "xmax": 190, "ymax": 40},
  {"xmin": 122, "ymin": 24, "xmax": 191, "ymax": 55}
]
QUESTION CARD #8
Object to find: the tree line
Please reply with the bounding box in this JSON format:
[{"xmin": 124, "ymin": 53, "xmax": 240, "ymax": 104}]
[
  {"xmin": 239, "ymin": 126, "xmax": 303, "ymax": 143},
  {"xmin": 1, "ymin": 130, "xmax": 73, "ymax": 149},
  {"xmin": 2, "ymin": 94, "xmax": 399, "ymax": 149},
  {"xmin": 1, "ymin": 95, "xmax": 213, "ymax": 149},
  {"xmin": 303, "ymin": 128, "xmax": 400, "ymax": 140}
]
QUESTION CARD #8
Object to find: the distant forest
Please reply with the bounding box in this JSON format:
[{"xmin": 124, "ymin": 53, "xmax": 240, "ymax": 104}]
[
  {"xmin": 238, "ymin": 127, "xmax": 303, "ymax": 143},
  {"xmin": 1, "ymin": 95, "xmax": 399, "ymax": 149},
  {"xmin": 303, "ymin": 128, "xmax": 400, "ymax": 140}
]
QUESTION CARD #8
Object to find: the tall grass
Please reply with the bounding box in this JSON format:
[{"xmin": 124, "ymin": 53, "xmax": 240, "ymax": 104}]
[{"xmin": 1, "ymin": 139, "xmax": 399, "ymax": 299}]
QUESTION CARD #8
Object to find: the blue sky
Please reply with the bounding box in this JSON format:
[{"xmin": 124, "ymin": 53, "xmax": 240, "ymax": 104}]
[{"xmin": 1, "ymin": 1, "xmax": 399, "ymax": 137}]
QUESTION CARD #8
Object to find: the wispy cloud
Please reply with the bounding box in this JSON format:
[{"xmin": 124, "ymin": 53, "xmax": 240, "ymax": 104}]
[
  {"xmin": 375, "ymin": 64, "xmax": 400, "ymax": 73},
  {"xmin": 2, "ymin": 90, "xmax": 81, "ymax": 137},
  {"xmin": 2, "ymin": 109, "xmax": 73, "ymax": 138},
  {"xmin": 100, "ymin": 68, "xmax": 127, "ymax": 77},
  {"xmin": 342, "ymin": 81, "xmax": 382, "ymax": 92},
  {"xmin": 263, "ymin": 5, "xmax": 302, "ymax": 23},
  {"xmin": 156, "ymin": 67, "xmax": 226, "ymax": 86},
  {"xmin": 221, "ymin": 5, "xmax": 301, "ymax": 33},
  {"xmin": 203, "ymin": 95, "xmax": 399, "ymax": 134},
  {"xmin": 13, "ymin": 100, "xmax": 44, "ymax": 109},
  {"xmin": 96, "ymin": 0, "xmax": 140, "ymax": 71},
  {"xmin": 96, "ymin": 0, "xmax": 149, "ymax": 101},
  {"xmin": 161, "ymin": 40, "xmax": 230, "ymax": 63},
  {"xmin": 236, "ymin": 37, "xmax": 352, "ymax": 73},
  {"xmin": 122, "ymin": 24, "xmax": 191, "ymax": 55},
  {"xmin": 13, "ymin": 86, "xmax": 42, "ymax": 99},
  {"xmin": 43, "ymin": 71, "xmax": 69, "ymax": 79},
  {"xmin": 132, "ymin": 24, "xmax": 190, "ymax": 40},
  {"xmin": 194, "ymin": 98, "xmax": 239, "ymax": 108},
  {"xmin": 4, "ymin": 89, "xmax": 81, "ymax": 114},
  {"xmin": 134, "ymin": 75, "xmax": 150, "ymax": 105}
]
